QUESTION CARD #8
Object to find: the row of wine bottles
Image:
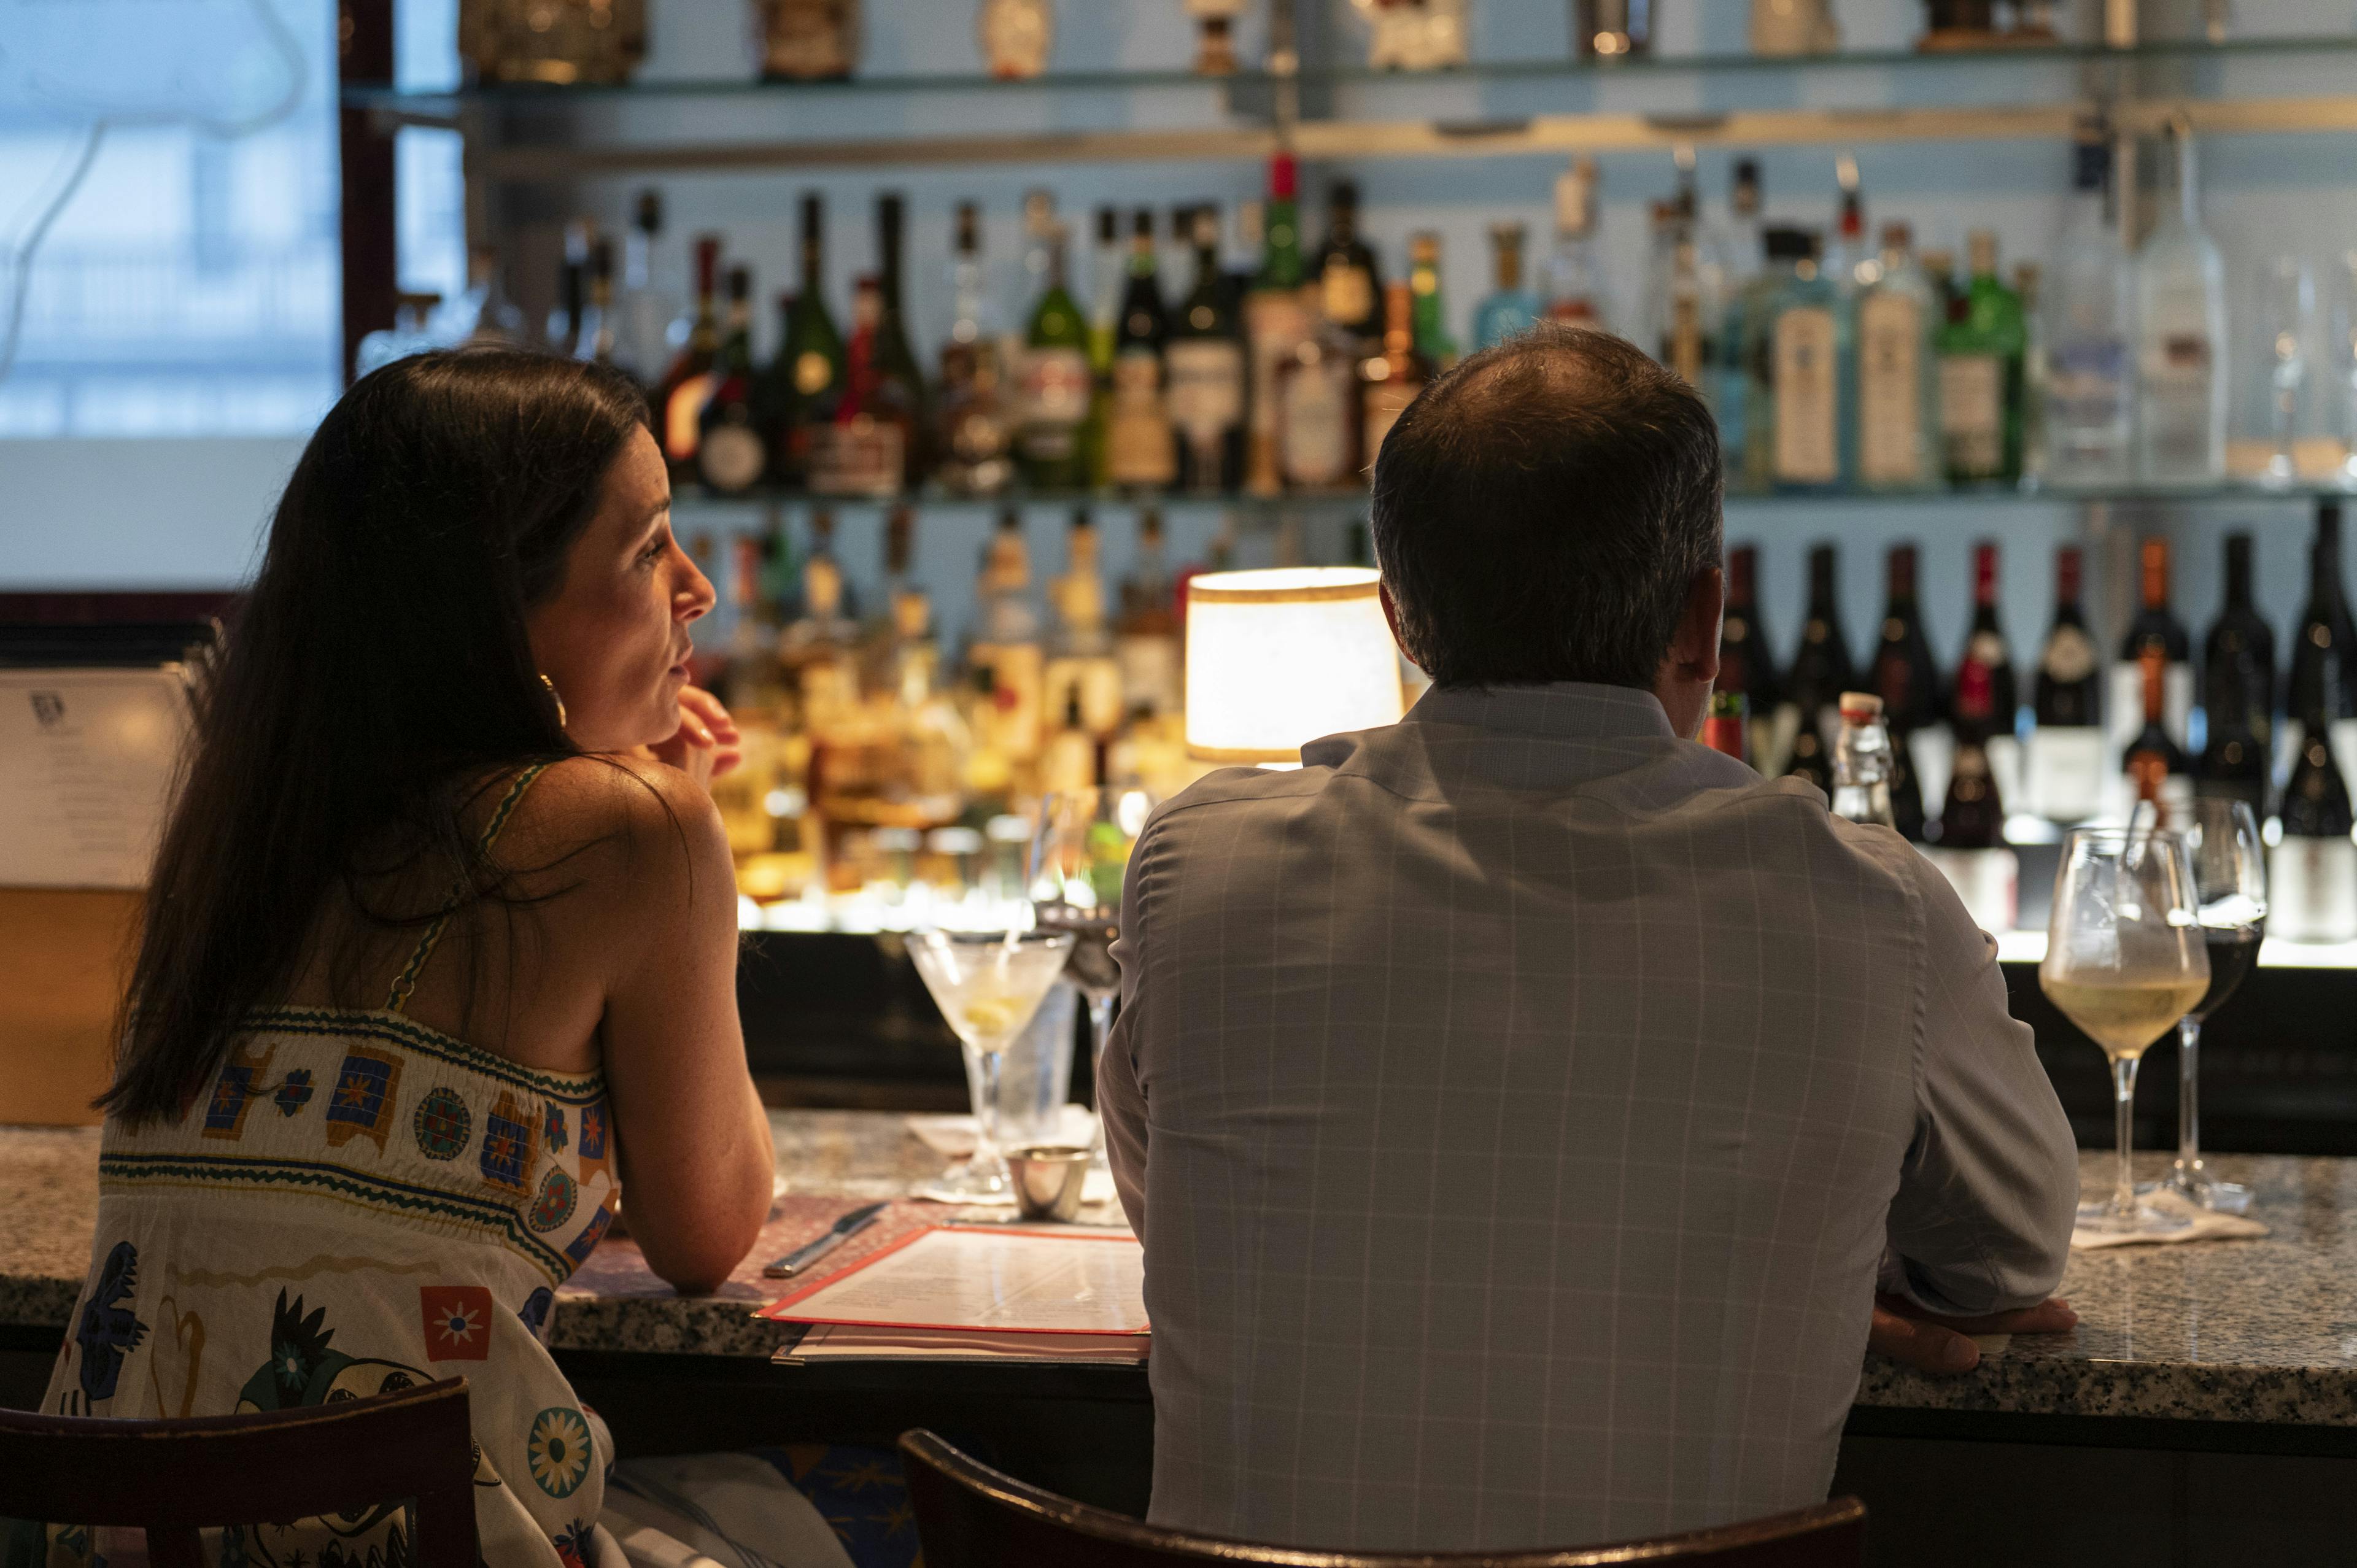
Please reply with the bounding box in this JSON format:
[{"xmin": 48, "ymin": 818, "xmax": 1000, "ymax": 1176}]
[{"xmin": 1716, "ymin": 500, "xmax": 2357, "ymax": 854}]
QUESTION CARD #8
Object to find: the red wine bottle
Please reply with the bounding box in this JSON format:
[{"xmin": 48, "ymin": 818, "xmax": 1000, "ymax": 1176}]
[
  {"xmin": 2024, "ymin": 544, "xmax": 2104, "ymax": 823},
  {"xmin": 2112, "ymin": 536, "xmax": 2192, "ymax": 764},
  {"xmin": 697, "ymin": 265, "xmax": 768, "ymax": 495},
  {"xmin": 1869, "ymin": 543, "xmax": 1946, "ymax": 735},
  {"xmin": 1935, "ymin": 728, "xmax": 2005, "ymax": 849},
  {"xmin": 2124, "ymin": 644, "xmax": 2194, "ymax": 827},
  {"xmin": 1950, "ymin": 540, "xmax": 2015, "ymax": 736},
  {"xmin": 2199, "ymin": 530, "xmax": 2273, "ymax": 816},
  {"xmin": 1719, "ymin": 544, "xmax": 1791, "ymax": 773}
]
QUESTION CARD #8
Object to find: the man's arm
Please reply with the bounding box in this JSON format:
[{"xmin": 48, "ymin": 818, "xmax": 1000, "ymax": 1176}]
[
  {"xmin": 1099, "ymin": 819, "xmax": 1156, "ymax": 1242},
  {"xmin": 1883, "ymin": 851, "xmax": 2080, "ymax": 1317}
]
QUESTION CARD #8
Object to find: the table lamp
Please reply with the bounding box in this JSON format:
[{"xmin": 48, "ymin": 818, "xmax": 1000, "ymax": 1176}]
[{"xmin": 1184, "ymin": 566, "xmax": 1406, "ymax": 765}]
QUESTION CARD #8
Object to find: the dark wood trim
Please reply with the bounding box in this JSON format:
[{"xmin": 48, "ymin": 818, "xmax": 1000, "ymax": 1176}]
[
  {"xmin": 338, "ymin": 0, "xmax": 398, "ymax": 384},
  {"xmin": 1843, "ymin": 1403, "xmax": 2357, "ymax": 1459}
]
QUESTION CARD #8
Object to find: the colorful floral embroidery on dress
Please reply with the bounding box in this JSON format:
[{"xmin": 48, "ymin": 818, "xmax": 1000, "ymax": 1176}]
[
  {"xmin": 73, "ymin": 1241, "xmax": 145, "ymax": 1404},
  {"xmin": 527, "ymin": 1407, "xmax": 594, "ymax": 1499},
  {"xmin": 518, "ymin": 1285, "xmax": 554, "ymax": 1340},
  {"xmin": 562, "ymin": 1206, "xmax": 613, "ymax": 1268},
  {"xmin": 576, "ymin": 1100, "xmax": 607, "ymax": 1161},
  {"xmin": 414, "ymin": 1084, "xmax": 472, "ymax": 1160},
  {"xmin": 543, "ymin": 1101, "xmax": 568, "ymax": 1153},
  {"xmin": 481, "ymin": 1091, "xmax": 537, "ymax": 1194},
  {"xmin": 528, "ymin": 1168, "xmax": 578, "ymax": 1234},
  {"xmin": 323, "ymin": 1045, "xmax": 405, "ymax": 1151},
  {"xmin": 421, "ymin": 1284, "xmax": 495, "ymax": 1361},
  {"xmin": 271, "ymin": 1068, "xmax": 315, "ymax": 1117}
]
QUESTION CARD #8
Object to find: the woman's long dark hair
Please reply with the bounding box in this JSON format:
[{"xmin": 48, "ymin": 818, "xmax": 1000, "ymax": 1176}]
[{"xmin": 103, "ymin": 349, "xmax": 652, "ymax": 1124}]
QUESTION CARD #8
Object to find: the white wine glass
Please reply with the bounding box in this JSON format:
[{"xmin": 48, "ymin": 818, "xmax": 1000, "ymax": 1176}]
[
  {"xmin": 907, "ymin": 926, "xmax": 1075, "ymax": 1204},
  {"xmin": 2143, "ymin": 798, "xmax": 2265, "ymax": 1213},
  {"xmin": 2040, "ymin": 825, "xmax": 2210, "ymax": 1237},
  {"xmin": 1029, "ymin": 787, "xmax": 1155, "ymax": 1151}
]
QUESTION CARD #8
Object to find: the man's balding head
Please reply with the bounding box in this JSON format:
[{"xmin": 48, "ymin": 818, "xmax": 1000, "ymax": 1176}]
[{"xmin": 1370, "ymin": 325, "xmax": 1723, "ymax": 690}]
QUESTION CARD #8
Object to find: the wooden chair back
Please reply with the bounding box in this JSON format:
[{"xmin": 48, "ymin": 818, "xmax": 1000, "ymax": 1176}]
[
  {"xmin": 898, "ymin": 1429, "xmax": 1865, "ymax": 1568},
  {"xmin": 0, "ymin": 1375, "xmax": 478, "ymax": 1568}
]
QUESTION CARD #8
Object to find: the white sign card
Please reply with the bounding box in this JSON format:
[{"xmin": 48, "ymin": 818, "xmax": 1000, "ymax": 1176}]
[{"xmin": 0, "ymin": 667, "xmax": 193, "ymax": 889}]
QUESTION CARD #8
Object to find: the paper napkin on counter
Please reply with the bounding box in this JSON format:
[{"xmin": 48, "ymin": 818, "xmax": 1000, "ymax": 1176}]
[
  {"xmin": 905, "ymin": 1105, "xmax": 1096, "ymax": 1158},
  {"xmin": 2071, "ymin": 1188, "xmax": 2269, "ymax": 1249}
]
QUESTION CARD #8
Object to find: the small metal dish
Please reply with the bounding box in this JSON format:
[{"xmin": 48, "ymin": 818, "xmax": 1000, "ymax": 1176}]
[{"xmin": 1004, "ymin": 1143, "xmax": 1094, "ymax": 1222}]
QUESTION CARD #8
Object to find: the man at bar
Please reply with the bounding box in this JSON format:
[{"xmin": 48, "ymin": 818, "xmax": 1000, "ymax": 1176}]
[{"xmin": 1098, "ymin": 325, "xmax": 2079, "ymax": 1552}]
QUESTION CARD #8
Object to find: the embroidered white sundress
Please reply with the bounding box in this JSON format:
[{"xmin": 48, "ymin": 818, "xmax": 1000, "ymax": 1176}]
[{"xmin": 39, "ymin": 766, "xmax": 624, "ymax": 1568}]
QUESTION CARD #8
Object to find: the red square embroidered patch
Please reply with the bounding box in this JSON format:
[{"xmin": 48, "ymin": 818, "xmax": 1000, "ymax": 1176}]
[{"xmin": 419, "ymin": 1285, "xmax": 495, "ymax": 1361}]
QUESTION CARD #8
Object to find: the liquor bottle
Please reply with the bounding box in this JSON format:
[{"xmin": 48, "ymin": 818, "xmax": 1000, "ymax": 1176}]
[
  {"xmin": 969, "ymin": 508, "xmax": 1045, "ymax": 764},
  {"xmin": 980, "ymin": 0, "xmax": 1052, "ymax": 77},
  {"xmin": 1407, "ymin": 231, "xmax": 1455, "ymax": 369},
  {"xmin": 1829, "ymin": 154, "xmax": 1867, "ymax": 297},
  {"xmin": 1646, "ymin": 217, "xmax": 1711, "ymax": 390},
  {"xmin": 1930, "ymin": 717, "xmax": 2018, "ymax": 931},
  {"xmin": 1546, "ymin": 156, "xmax": 1606, "ymax": 326},
  {"xmin": 1719, "ymin": 543, "xmax": 1795, "ymax": 774},
  {"xmin": 1702, "ymin": 690, "xmax": 1751, "ymax": 765},
  {"xmin": 2137, "ymin": 117, "xmax": 2228, "ymax": 484},
  {"xmin": 1829, "ymin": 692, "xmax": 1898, "ymax": 830},
  {"xmin": 577, "ymin": 236, "xmax": 616, "ymax": 364},
  {"xmin": 2199, "ymin": 536, "xmax": 2272, "ymax": 816},
  {"xmin": 612, "ymin": 188, "xmax": 678, "ymax": 387},
  {"xmin": 808, "ymin": 276, "xmax": 906, "ymax": 498},
  {"xmin": 755, "ymin": 0, "xmax": 857, "ymax": 80},
  {"xmin": 1362, "ymin": 279, "xmax": 1431, "ymax": 465},
  {"xmin": 2283, "ymin": 501, "xmax": 2357, "ymax": 789},
  {"xmin": 1043, "ymin": 509, "xmax": 1124, "ymax": 741},
  {"xmin": 1242, "ymin": 156, "xmax": 1313, "ymax": 496},
  {"xmin": 1952, "ymin": 540, "xmax": 2018, "ymax": 733},
  {"xmin": 1473, "ymin": 223, "xmax": 1541, "ymax": 350},
  {"xmin": 2014, "ymin": 261, "xmax": 2049, "ymax": 486},
  {"xmin": 1166, "ymin": 206, "xmax": 1248, "ymax": 492},
  {"xmin": 1869, "ymin": 543, "xmax": 1945, "ymax": 831},
  {"xmin": 1854, "ymin": 222, "xmax": 1941, "ymax": 490},
  {"xmin": 876, "ymin": 511, "xmax": 971, "ymax": 830},
  {"xmin": 697, "ymin": 265, "xmax": 768, "ymax": 495},
  {"xmin": 773, "ymin": 194, "xmax": 846, "ymax": 488},
  {"xmin": 1015, "ymin": 224, "xmax": 1093, "ymax": 489},
  {"xmin": 1277, "ymin": 309, "xmax": 1362, "ymax": 490},
  {"xmin": 1935, "ymin": 229, "xmax": 2026, "ymax": 485},
  {"xmin": 547, "ymin": 221, "xmax": 589, "ymax": 356},
  {"xmin": 1315, "ymin": 179, "xmax": 1383, "ymax": 346},
  {"xmin": 1747, "ymin": 227, "xmax": 1847, "ymax": 492},
  {"xmin": 1117, "ymin": 507, "xmax": 1183, "ymax": 720},
  {"xmin": 2194, "ymin": 530, "xmax": 2274, "ymax": 797},
  {"xmin": 1104, "ymin": 209, "xmax": 1177, "ymax": 490},
  {"xmin": 872, "ymin": 193, "xmax": 931, "ymax": 488},
  {"xmin": 2110, "ymin": 536, "xmax": 2194, "ymax": 771},
  {"xmin": 2025, "ymin": 545, "xmax": 2106, "ymax": 824},
  {"xmin": 2123, "ymin": 644, "xmax": 2196, "ymax": 827},
  {"xmin": 656, "ymin": 234, "xmax": 723, "ymax": 484},
  {"xmin": 2272, "ymin": 698, "xmax": 2357, "ymax": 944},
  {"xmin": 1785, "ymin": 542, "xmax": 1857, "ymax": 777},
  {"xmin": 1708, "ymin": 160, "xmax": 1763, "ymax": 469},
  {"xmin": 460, "ymin": 245, "xmax": 528, "ymax": 346},
  {"xmin": 937, "ymin": 201, "xmax": 1015, "ymax": 496},
  {"xmin": 2048, "ymin": 120, "xmax": 2134, "ymax": 486}
]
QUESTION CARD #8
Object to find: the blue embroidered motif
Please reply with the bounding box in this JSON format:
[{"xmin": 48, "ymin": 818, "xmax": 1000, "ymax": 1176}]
[
  {"xmin": 576, "ymin": 1100, "xmax": 608, "ymax": 1160},
  {"xmin": 479, "ymin": 1093, "xmax": 533, "ymax": 1194},
  {"xmin": 74, "ymin": 1242, "xmax": 146, "ymax": 1404},
  {"xmin": 543, "ymin": 1100, "xmax": 568, "ymax": 1153},
  {"xmin": 323, "ymin": 1046, "xmax": 404, "ymax": 1151},
  {"xmin": 517, "ymin": 1286, "xmax": 554, "ymax": 1340},
  {"xmin": 271, "ymin": 1069, "xmax": 315, "ymax": 1117},
  {"xmin": 562, "ymin": 1206, "xmax": 613, "ymax": 1267}
]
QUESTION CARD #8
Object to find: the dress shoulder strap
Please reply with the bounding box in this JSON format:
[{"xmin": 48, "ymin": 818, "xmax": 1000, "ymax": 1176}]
[{"xmin": 384, "ymin": 763, "xmax": 551, "ymax": 1014}]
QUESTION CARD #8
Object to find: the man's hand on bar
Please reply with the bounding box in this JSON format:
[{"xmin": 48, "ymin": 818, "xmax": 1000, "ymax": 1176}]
[
  {"xmin": 649, "ymin": 685, "xmax": 743, "ymax": 792},
  {"xmin": 1869, "ymin": 1292, "xmax": 2079, "ymax": 1374}
]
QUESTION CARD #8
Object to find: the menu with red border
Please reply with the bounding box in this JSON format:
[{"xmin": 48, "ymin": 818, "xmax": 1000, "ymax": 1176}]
[{"xmin": 756, "ymin": 1225, "xmax": 1148, "ymax": 1335}]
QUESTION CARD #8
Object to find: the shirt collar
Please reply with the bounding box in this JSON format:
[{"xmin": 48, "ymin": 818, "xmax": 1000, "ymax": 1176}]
[{"xmin": 1404, "ymin": 681, "xmax": 1678, "ymax": 743}]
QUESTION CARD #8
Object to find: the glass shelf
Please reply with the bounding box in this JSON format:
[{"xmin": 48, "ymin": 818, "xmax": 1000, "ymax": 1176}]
[
  {"xmin": 667, "ymin": 479, "xmax": 2357, "ymax": 516},
  {"xmin": 344, "ymin": 33, "xmax": 2357, "ymax": 110}
]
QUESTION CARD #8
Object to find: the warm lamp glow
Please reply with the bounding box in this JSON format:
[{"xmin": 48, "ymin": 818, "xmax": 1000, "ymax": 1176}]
[{"xmin": 1184, "ymin": 567, "xmax": 1406, "ymax": 764}]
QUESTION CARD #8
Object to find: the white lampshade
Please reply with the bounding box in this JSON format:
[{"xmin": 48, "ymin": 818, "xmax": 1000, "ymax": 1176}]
[{"xmin": 1185, "ymin": 567, "xmax": 1406, "ymax": 764}]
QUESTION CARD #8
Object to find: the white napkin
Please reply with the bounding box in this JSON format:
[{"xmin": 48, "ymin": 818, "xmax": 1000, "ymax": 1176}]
[
  {"xmin": 906, "ymin": 1105, "xmax": 1098, "ymax": 1158},
  {"xmin": 2070, "ymin": 1187, "xmax": 2269, "ymax": 1249}
]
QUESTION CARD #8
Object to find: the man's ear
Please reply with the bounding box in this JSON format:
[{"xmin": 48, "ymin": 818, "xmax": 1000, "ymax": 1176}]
[
  {"xmin": 1379, "ymin": 580, "xmax": 1411, "ymax": 658},
  {"xmin": 1679, "ymin": 566, "xmax": 1724, "ymax": 685}
]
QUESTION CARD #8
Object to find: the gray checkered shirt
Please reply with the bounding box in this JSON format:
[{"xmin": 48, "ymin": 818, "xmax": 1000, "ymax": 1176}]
[{"xmin": 1101, "ymin": 682, "xmax": 2075, "ymax": 1552}]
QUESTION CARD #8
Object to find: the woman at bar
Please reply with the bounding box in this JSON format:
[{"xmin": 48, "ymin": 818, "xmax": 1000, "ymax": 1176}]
[{"xmin": 34, "ymin": 350, "xmax": 853, "ymax": 1566}]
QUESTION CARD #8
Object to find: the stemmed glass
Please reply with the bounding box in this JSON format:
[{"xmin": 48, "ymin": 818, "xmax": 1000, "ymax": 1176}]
[
  {"xmin": 906, "ymin": 926, "xmax": 1075, "ymax": 1204},
  {"xmin": 2040, "ymin": 826, "xmax": 2210, "ymax": 1237},
  {"xmin": 2251, "ymin": 255, "xmax": 2315, "ymax": 489},
  {"xmin": 2141, "ymin": 799, "xmax": 2266, "ymax": 1213},
  {"xmin": 2326, "ymin": 250, "xmax": 2357, "ymax": 488},
  {"xmin": 1029, "ymin": 787, "xmax": 1155, "ymax": 1153}
]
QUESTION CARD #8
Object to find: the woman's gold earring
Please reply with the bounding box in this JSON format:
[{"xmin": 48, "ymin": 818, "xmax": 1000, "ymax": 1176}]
[{"xmin": 540, "ymin": 673, "xmax": 567, "ymax": 729}]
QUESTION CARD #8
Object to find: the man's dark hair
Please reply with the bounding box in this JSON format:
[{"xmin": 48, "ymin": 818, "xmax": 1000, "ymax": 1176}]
[{"xmin": 1369, "ymin": 324, "xmax": 1723, "ymax": 689}]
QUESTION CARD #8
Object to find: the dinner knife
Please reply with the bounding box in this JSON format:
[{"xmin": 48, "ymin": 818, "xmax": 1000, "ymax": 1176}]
[{"xmin": 763, "ymin": 1201, "xmax": 888, "ymax": 1278}]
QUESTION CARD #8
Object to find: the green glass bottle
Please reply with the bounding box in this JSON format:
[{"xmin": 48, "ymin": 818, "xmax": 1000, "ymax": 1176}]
[
  {"xmin": 1018, "ymin": 226, "xmax": 1093, "ymax": 490},
  {"xmin": 1935, "ymin": 228, "xmax": 2027, "ymax": 486},
  {"xmin": 773, "ymin": 193, "xmax": 845, "ymax": 488}
]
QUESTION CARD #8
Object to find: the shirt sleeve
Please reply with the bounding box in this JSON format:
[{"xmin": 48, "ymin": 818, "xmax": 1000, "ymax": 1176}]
[
  {"xmin": 1099, "ymin": 817, "xmax": 1156, "ymax": 1243},
  {"xmin": 1883, "ymin": 848, "xmax": 2080, "ymax": 1316}
]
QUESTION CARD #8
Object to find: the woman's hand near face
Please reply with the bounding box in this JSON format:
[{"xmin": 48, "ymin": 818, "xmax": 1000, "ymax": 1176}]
[{"xmin": 647, "ymin": 686, "xmax": 743, "ymax": 792}]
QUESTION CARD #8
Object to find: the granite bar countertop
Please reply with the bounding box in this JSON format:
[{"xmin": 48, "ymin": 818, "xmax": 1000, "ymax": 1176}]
[{"xmin": 6, "ymin": 1111, "xmax": 2356, "ymax": 1426}]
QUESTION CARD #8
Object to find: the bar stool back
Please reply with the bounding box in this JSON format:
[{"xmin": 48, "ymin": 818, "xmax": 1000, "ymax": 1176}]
[
  {"xmin": 898, "ymin": 1429, "xmax": 1864, "ymax": 1568},
  {"xmin": 0, "ymin": 1374, "xmax": 478, "ymax": 1568}
]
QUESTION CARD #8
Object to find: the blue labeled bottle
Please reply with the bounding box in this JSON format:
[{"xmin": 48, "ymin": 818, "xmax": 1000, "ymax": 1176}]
[{"xmin": 1746, "ymin": 225, "xmax": 1851, "ymax": 493}]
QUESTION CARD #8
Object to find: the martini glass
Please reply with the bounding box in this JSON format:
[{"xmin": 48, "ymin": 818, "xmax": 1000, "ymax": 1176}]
[{"xmin": 907, "ymin": 927, "xmax": 1075, "ymax": 1204}]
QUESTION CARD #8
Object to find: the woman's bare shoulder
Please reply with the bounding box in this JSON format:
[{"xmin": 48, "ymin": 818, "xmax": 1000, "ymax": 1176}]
[{"xmin": 492, "ymin": 755, "xmax": 730, "ymax": 904}]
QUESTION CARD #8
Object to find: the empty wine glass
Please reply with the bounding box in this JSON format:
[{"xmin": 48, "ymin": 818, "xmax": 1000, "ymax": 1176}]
[
  {"xmin": 1029, "ymin": 787, "xmax": 1155, "ymax": 1151},
  {"xmin": 907, "ymin": 926, "xmax": 1075, "ymax": 1204},
  {"xmin": 2143, "ymin": 798, "xmax": 2265, "ymax": 1213},
  {"xmin": 2040, "ymin": 825, "xmax": 2210, "ymax": 1236},
  {"xmin": 2251, "ymin": 254, "xmax": 2314, "ymax": 489}
]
